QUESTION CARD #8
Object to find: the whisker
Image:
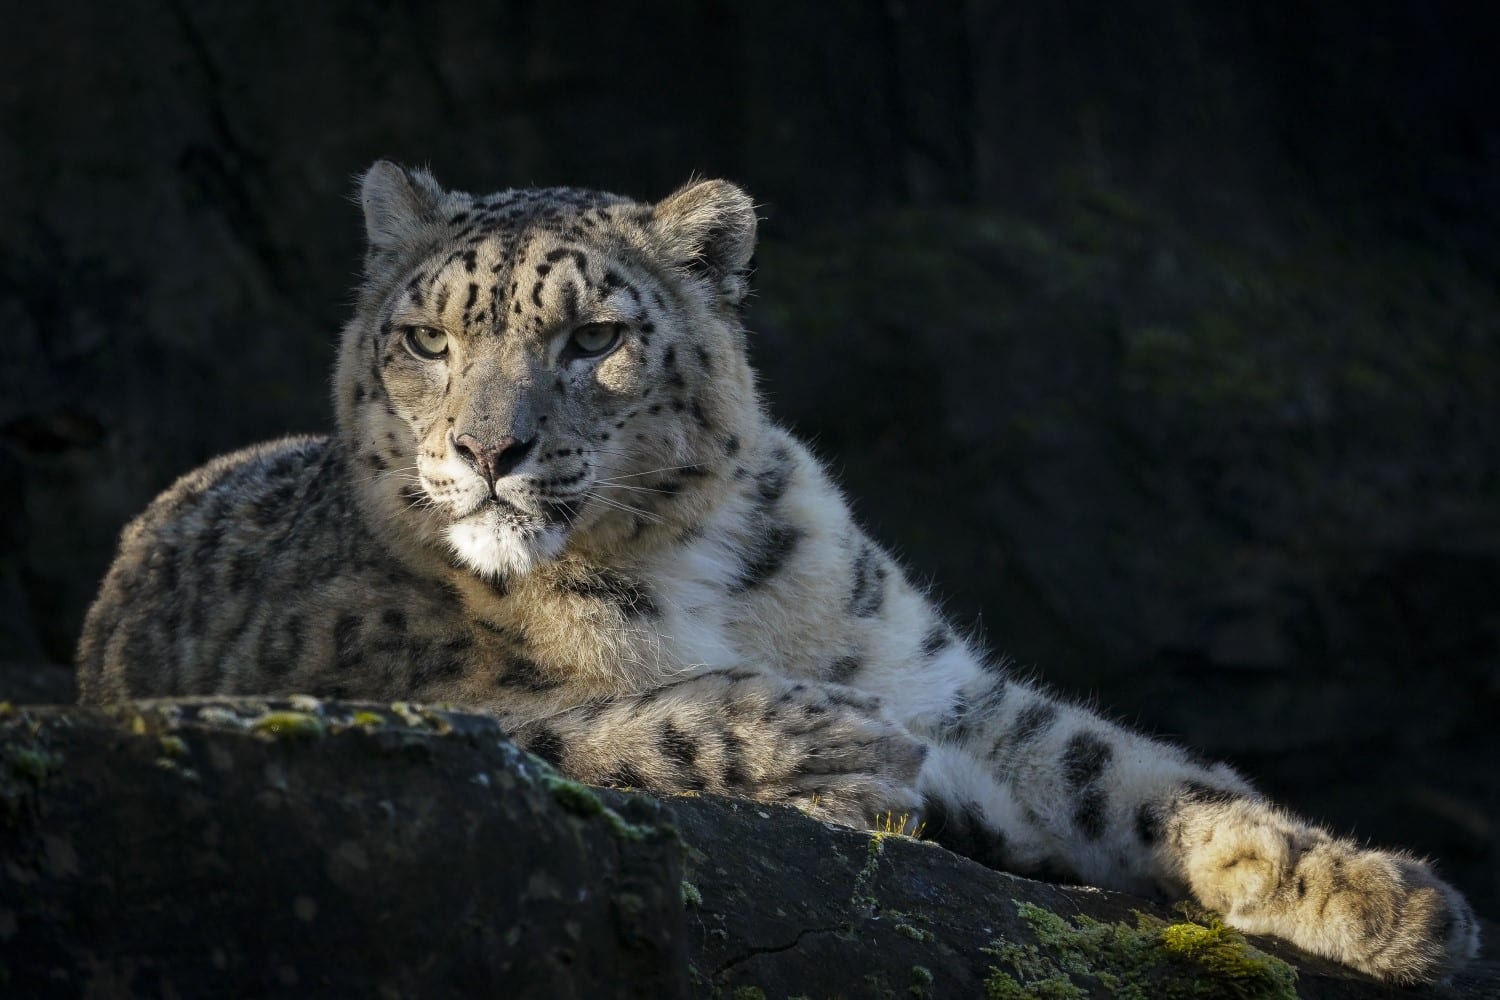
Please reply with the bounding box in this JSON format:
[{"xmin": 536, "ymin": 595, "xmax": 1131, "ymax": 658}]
[
  {"xmin": 584, "ymin": 491, "xmax": 665, "ymax": 525},
  {"xmin": 352, "ymin": 467, "xmax": 420, "ymax": 485},
  {"xmin": 594, "ymin": 482, "xmax": 674, "ymax": 495},
  {"xmin": 355, "ymin": 466, "xmax": 423, "ymax": 487},
  {"xmin": 594, "ymin": 463, "xmax": 704, "ymax": 482}
]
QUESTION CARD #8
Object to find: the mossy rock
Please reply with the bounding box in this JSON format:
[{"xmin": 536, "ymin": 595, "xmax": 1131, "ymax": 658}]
[
  {"xmin": 984, "ymin": 902, "xmax": 1296, "ymax": 1000},
  {"xmin": 2, "ymin": 698, "xmax": 1494, "ymax": 999}
]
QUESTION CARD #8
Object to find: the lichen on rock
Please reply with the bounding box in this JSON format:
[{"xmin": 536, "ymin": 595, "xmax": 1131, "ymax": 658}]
[
  {"xmin": 543, "ymin": 773, "xmax": 657, "ymax": 841},
  {"xmin": 251, "ymin": 710, "xmax": 325, "ymax": 740},
  {"xmin": 984, "ymin": 900, "xmax": 1297, "ymax": 1000}
]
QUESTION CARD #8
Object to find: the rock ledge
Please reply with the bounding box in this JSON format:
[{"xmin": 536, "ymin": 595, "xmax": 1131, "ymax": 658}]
[{"xmin": 0, "ymin": 699, "xmax": 1492, "ymax": 998}]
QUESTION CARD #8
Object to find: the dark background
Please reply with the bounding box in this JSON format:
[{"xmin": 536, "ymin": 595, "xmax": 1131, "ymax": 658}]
[{"xmin": 3, "ymin": 1, "xmax": 1497, "ymax": 926}]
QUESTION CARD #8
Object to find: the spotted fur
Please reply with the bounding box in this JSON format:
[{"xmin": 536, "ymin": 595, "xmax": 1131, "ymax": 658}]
[{"xmin": 77, "ymin": 162, "xmax": 1478, "ymax": 984}]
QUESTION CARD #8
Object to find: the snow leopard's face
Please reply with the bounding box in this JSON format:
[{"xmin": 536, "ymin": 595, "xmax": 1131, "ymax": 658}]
[{"xmin": 335, "ymin": 164, "xmax": 757, "ymax": 580}]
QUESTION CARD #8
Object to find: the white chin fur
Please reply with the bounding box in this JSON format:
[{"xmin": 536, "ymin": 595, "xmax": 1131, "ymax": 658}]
[{"xmin": 446, "ymin": 517, "xmax": 566, "ymax": 579}]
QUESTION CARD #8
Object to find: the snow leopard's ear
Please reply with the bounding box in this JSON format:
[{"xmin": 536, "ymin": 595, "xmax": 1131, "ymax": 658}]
[
  {"xmin": 358, "ymin": 160, "xmax": 444, "ymax": 253},
  {"xmin": 650, "ymin": 179, "xmax": 758, "ymax": 307}
]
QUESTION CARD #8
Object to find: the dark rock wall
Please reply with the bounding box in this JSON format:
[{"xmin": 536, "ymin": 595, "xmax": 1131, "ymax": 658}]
[{"xmin": 3, "ymin": 0, "xmax": 1496, "ymax": 921}]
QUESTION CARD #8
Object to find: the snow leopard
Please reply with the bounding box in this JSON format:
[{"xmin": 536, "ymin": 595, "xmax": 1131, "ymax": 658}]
[{"xmin": 77, "ymin": 160, "xmax": 1478, "ymax": 984}]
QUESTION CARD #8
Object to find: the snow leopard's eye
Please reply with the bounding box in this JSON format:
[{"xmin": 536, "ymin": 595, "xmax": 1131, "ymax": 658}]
[
  {"xmin": 404, "ymin": 325, "xmax": 448, "ymax": 360},
  {"xmin": 565, "ymin": 322, "xmax": 623, "ymax": 360}
]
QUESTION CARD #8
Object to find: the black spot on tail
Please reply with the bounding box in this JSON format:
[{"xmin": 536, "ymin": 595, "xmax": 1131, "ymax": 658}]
[
  {"xmin": 1011, "ymin": 702, "xmax": 1057, "ymax": 746},
  {"xmin": 1135, "ymin": 802, "xmax": 1164, "ymax": 845},
  {"xmin": 1062, "ymin": 732, "xmax": 1114, "ymax": 841},
  {"xmin": 1033, "ymin": 856, "xmax": 1083, "ymax": 885},
  {"xmin": 989, "ymin": 701, "xmax": 1057, "ymax": 765},
  {"xmin": 1073, "ymin": 788, "xmax": 1109, "ymax": 841},
  {"xmin": 1062, "ymin": 733, "xmax": 1113, "ymax": 788},
  {"xmin": 937, "ymin": 676, "xmax": 1007, "ymax": 744},
  {"xmin": 925, "ymin": 797, "xmax": 1009, "ymax": 871}
]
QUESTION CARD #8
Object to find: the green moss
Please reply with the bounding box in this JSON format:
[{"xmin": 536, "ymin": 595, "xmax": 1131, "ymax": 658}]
[
  {"xmin": 251, "ymin": 711, "xmax": 325, "ymax": 740},
  {"xmin": 849, "ymin": 832, "xmax": 889, "ymax": 915},
  {"xmin": 349, "ymin": 711, "xmax": 386, "ymax": 727},
  {"xmin": 387, "ymin": 702, "xmax": 453, "ymax": 734},
  {"xmin": 601, "ymin": 808, "xmax": 654, "ymax": 841},
  {"xmin": 680, "ymin": 880, "xmax": 703, "ymax": 907},
  {"xmin": 986, "ymin": 967, "xmax": 1086, "ymax": 1000},
  {"xmin": 982, "ymin": 901, "xmax": 1296, "ymax": 1000},
  {"xmin": 544, "ymin": 774, "xmax": 606, "ymax": 817},
  {"xmin": 1159, "ymin": 921, "xmax": 1297, "ymax": 990},
  {"xmin": 909, "ymin": 964, "xmax": 935, "ymax": 998},
  {"xmin": 195, "ymin": 705, "xmax": 250, "ymax": 729},
  {"xmin": 730, "ymin": 988, "xmax": 765, "ymax": 1000},
  {"xmin": 895, "ymin": 921, "xmax": 934, "ymax": 943},
  {"xmin": 158, "ymin": 735, "xmax": 188, "ymax": 758},
  {"xmin": 542, "ymin": 775, "xmax": 655, "ymax": 841}
]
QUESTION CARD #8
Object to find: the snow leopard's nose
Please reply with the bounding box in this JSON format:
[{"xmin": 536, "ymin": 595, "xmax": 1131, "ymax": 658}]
[{"xmin": 453, "ymin": 432, "xmax": 536, "ymax": 491}]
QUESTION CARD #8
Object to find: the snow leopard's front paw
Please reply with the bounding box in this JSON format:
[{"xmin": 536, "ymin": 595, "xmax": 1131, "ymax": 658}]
[
  {"xmin": 769, "ymin": 686, "xmax": 928, "ymax": 831},
  {"xmin": 1177, "ymin": 795, "xmax": 1479, "ymax": 984},
  {"xmin": 786, "ymin": 750, "xmax": 927, "ymax": 833}
]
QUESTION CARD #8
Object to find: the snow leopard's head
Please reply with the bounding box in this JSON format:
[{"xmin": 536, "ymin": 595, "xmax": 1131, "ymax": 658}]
[{"xmin": 335, "ymin": 161, "xmax": 759, "ymax": 580}]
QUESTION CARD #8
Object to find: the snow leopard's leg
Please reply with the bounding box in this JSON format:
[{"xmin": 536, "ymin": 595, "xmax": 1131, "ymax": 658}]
[
  {"xmin": 913, "ymin": 668, "xmax": 1479, "ymax": 984},
  {"xmin": 508, "ymin": 668, "xmax": 926, "ymax": 830}
]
